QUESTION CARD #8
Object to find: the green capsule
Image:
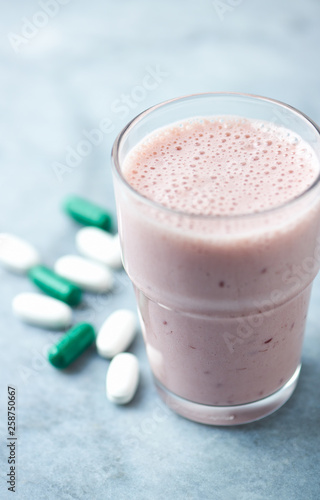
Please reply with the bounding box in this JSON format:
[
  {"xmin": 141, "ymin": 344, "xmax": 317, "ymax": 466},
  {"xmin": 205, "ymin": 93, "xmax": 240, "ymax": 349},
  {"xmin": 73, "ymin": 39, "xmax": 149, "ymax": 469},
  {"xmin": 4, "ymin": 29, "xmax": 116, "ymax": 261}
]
[
  {"xmin": 48, "ymin": 322, "xmax": 96, "ymax": 369},
  {"xmin": 28, "ymin": 265, "xmax": 82, "ymax": 306},
  {"xmin": 63, "ymin": 195, "xmax": 113, "ymax": 231}
]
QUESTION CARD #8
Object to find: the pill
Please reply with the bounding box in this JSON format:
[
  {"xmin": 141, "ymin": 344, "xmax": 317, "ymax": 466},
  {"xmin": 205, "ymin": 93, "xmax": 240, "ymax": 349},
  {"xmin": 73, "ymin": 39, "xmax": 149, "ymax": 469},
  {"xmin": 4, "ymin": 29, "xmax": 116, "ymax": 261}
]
[
  {"xmin": 76, "ymin": 227, "xmax": 122, "ymax": 269},
  {"xmin": 48, "ymin": 322, "xmax": 96, "ymax": 369},
  {"xmin": 12, "ymin": 292, "xmax": 72, "ymax": 329},
  {"xmin": 0, "ymin": 233, "xmax": 40, "ymax": 273},
  {"xmin": 96, "ymin": 309, "xmax": 137, "ymax": 358},
  {"xmin": 106, "ymin": 353, "xmax": 139, "ymax": 404},
  {"xmin": 54, "ymin": 255, "xmax": 113, "ymax": 293},
  {"xmin": 63, "ymin": 195, "xmax": 113, "ymax": 231},
  {"xmin": 28, "ymin": 265, "xmax": 82, "ymax": 306}
]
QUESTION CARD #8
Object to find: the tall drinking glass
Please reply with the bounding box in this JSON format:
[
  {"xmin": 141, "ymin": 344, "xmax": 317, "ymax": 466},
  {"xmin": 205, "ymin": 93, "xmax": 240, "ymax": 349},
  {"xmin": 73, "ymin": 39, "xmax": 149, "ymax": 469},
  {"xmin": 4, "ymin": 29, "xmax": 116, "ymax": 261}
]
[{"xmin": 111, "ymin": 93, "xmax": 320, "ymax": 425}]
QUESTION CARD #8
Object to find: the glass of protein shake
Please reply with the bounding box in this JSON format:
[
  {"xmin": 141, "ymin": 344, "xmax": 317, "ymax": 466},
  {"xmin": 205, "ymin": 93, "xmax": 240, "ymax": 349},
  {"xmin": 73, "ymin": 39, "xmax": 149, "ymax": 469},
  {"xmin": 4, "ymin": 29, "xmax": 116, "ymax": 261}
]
[{"xmin": 111, "ymin": 93, "xmax": 320, "ymax": 425}]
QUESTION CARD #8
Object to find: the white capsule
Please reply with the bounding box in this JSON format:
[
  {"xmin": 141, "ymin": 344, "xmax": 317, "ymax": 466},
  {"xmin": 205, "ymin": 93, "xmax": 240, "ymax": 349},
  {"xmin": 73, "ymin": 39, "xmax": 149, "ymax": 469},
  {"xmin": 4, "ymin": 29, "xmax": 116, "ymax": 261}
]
[
  {"xmin": 0, "ymin": 233, "xmax": 40, "ymax": 273},
  {"xmin": 106, "ymin": 353, "xmax": 139, "ymax": 405},
  {"xmin": 12, "ymin": 292, "xmax": 72, "ymax": 329},
  {"xmin": 54, "ymin": 255, "xmax": 113, "ymax": 293},
  {"xmin": 96, "ymin": 309, "xmax": 137, "ymax": 358},
  {"xmin": 76, "ymin": 227, "xmax": 122, "ymax": 269}
]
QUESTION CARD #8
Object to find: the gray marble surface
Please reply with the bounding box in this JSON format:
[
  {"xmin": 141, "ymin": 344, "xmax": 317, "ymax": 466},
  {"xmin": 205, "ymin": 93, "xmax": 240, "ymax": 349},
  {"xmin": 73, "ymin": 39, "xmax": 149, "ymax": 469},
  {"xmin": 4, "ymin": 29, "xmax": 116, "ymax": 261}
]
[{"xmin": 1, "ymin": 1, "xmax": 320, "ymax": 498}]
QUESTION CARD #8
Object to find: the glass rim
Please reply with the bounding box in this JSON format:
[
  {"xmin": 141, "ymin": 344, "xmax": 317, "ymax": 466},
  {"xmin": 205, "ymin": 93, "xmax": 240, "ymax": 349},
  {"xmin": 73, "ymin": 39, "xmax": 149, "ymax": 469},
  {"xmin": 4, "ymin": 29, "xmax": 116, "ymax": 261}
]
[{"xmin": 111, "ymin": 91, "xmax": 320, "ymax": 220}]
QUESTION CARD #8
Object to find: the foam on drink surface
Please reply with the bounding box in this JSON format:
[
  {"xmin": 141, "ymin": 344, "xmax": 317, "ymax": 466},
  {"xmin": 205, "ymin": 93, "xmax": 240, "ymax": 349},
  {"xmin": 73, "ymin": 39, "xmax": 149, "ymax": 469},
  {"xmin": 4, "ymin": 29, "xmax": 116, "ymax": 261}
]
[{"xmin": 123, "ymin": 117, "xmax": 319, "ymax": 216}]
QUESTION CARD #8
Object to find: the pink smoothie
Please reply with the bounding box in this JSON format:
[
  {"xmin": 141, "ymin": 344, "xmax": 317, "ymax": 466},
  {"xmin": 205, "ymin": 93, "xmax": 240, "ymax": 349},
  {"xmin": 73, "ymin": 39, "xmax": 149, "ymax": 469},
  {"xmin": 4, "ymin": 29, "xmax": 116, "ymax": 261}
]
[{"xmin": 117, "ymin": 117, "xmax": 320, "ymax": 406}]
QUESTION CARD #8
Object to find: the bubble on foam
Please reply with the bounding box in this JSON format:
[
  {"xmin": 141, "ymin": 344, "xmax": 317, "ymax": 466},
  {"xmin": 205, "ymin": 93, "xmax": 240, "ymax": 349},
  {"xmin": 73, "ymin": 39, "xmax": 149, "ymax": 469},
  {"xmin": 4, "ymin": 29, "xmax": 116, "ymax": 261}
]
[{"xmin": 123, "ymin": 117, "xmax": 319, "ymax": 215}]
